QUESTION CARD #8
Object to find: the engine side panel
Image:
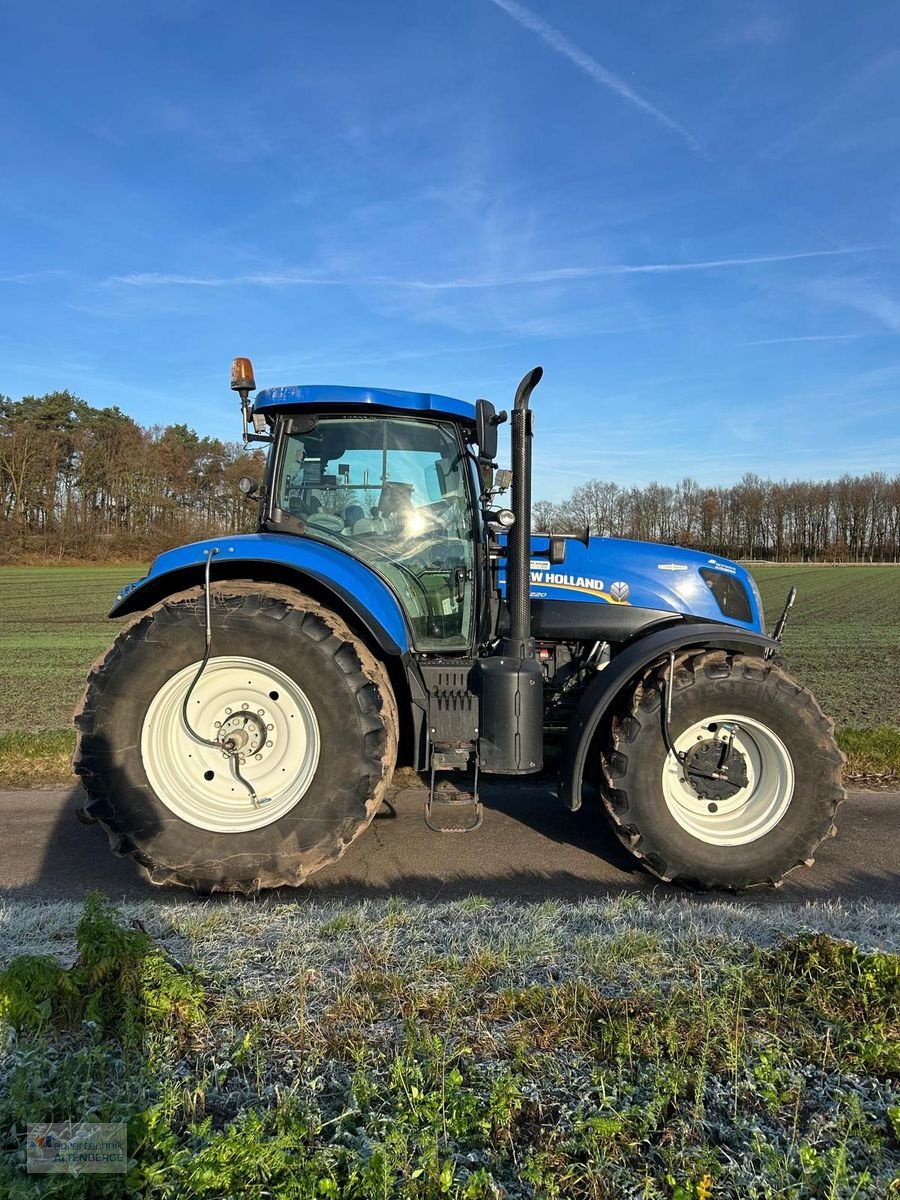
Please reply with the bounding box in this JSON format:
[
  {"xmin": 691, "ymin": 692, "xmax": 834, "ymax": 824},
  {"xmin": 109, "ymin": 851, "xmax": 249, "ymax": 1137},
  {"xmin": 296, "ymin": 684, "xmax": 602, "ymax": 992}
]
[{"xmin": 531, "ymin": 599, "xmax": 681, "ymax": 642}]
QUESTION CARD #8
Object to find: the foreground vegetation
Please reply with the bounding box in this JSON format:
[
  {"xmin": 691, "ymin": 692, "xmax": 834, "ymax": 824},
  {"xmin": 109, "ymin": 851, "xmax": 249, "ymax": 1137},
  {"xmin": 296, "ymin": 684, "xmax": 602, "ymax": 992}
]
[{"xmin": 0, "ymin": 893, "xmax": 898, "ymax": 1198}]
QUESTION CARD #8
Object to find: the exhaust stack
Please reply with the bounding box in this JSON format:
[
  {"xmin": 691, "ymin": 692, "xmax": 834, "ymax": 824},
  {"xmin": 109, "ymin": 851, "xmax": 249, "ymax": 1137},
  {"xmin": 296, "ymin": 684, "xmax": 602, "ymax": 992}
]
[
  {"xmin": 479, "ymin": 367, "xmax": 545, "ymax": 776},
  {"xmin": 503, "ymin": 366, "xmax": 543, "ymax": 657}
]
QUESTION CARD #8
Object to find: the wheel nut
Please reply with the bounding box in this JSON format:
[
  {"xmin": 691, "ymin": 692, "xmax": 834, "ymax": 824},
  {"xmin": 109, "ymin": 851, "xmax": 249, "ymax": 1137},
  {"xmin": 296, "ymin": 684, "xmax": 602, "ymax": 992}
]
[
  {"xmin": 255, "ymin": 754, "xmax": 262, "ymax": 761},
  {"xmin": 266, "ymin": 740, "xmax": 273, "ymax": 748},
  {"xmin": 225, "ymin": 707, "xmax": 232, "ymax": 715},
  {"xmin": 266, "ymin": 723, "xmax": 273, "ymax": 731},
  {"xmin": 708, "ymin": 803, "xmax": 718, "ymax": 813},
  {"xmin": 257, "ymin": 708, "xmax": 265, "ymax": 715},
  {"xmin": 242, "ymin": 702, "xmax": 249, "ymax": 710},
  {"xmin": 214, "ymin": 720, "xmax": 221, "ymax": 728}
]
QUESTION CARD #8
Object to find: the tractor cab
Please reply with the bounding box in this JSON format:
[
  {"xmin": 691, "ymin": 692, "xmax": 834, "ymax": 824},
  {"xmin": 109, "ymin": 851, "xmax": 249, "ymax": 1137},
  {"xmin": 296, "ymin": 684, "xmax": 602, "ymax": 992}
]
[{"xmin": 260, "ymin": 400, "xmax": 481, "ymax": 651}]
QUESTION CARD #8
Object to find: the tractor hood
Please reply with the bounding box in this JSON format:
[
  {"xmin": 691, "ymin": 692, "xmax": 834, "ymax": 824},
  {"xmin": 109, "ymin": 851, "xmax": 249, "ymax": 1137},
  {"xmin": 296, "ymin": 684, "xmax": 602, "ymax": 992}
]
[{"xmin": 509, "ymin": 536, "xmax": 764, "ymax": 633}]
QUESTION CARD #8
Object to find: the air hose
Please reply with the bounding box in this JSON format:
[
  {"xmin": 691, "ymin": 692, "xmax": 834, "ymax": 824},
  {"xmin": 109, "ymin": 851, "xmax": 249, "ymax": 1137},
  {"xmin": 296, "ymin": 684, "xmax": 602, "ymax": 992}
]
[
  {"xmin": 180, "ymin": 548, "xmax": 265, "ymax": 808},
  {"xmin": 660, "ymin": 650, "xmax": 742, "ymax": 790}
]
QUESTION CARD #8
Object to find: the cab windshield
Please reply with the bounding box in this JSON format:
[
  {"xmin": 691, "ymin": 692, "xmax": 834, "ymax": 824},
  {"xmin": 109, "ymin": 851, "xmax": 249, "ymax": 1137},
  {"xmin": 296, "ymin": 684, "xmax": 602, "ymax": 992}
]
[{"xmin": 274, "ymin": 415, "xmax": 475, "ymax": 650}]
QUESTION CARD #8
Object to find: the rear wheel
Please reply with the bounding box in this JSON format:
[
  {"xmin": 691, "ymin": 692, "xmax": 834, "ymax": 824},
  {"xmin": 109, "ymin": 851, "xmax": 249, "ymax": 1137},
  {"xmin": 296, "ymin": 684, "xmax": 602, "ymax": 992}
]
[
  {"xmin": 75, "ymin": 585, "xmax": 397, "ymax": 893},
  {"xmin": 600, "ymin": 650, "xmax": 844, "ymax": 889}
]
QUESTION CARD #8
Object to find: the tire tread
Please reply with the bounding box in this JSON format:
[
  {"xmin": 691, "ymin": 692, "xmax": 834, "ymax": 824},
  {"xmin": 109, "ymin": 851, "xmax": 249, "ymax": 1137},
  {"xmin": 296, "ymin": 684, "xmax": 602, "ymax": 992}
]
[
  {"xmin": 74, "ymin": 583, "xmax": 397, "ymax": 893},
  {"xmin": 599, "ymin": 650, "xmax": 845, "ymax": 890}
]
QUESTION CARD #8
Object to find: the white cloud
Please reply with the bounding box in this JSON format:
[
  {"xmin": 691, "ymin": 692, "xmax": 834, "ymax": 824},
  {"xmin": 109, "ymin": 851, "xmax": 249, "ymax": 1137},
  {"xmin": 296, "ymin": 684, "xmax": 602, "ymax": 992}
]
[
  {"xmin": 811, "ymin": 278, "xmax": 900, "ymax": 333},
  {"xmin": 716, "ymin": 13, "xmax": 788, "ymax": 49},
  {"xmin": 0, "ymin": 270, "xmax": 67, "ymax": 283},
  {"xmin": 758, "ymin": 49, "xmax": 900, "ymax": 160}
]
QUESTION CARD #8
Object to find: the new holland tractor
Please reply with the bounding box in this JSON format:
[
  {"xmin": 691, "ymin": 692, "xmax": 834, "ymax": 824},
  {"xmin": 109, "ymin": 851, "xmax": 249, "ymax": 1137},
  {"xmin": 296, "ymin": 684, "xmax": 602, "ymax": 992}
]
[{"xmin": 74, "ymin": 361, "xmax": 844, "ymax": 892}]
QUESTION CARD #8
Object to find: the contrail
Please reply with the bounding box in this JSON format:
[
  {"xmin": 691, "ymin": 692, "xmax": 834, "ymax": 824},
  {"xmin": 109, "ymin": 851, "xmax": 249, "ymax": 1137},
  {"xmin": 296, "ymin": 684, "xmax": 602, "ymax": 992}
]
[
  {"xmin": 486, "ymin": 0, "xmax": 700, "ymax": 152},
  {"xmin": 384, "ymin": 246, "xmax": 882, "ymax": 289},
  {"xmin": 110, "ymin": 272, "xmax": 347, "ymax": 288},
  {"xmin": 108, "ymin": 246, "xmax": 880, "ymax": 291},
  {"xmin": 745, "ymin": 332, "xmax": 883, "ymax": 346}
]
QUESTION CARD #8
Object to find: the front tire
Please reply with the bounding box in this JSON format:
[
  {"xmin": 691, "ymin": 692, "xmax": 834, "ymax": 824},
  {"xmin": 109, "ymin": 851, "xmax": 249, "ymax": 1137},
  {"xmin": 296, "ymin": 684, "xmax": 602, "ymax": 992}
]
[
  {"xmin": 600, "ymin": 650, "xmax": 844, "ymax": 889},
  {"xmin": 74, "ymin": 585, "xmax": 397, "ymax": 893}
]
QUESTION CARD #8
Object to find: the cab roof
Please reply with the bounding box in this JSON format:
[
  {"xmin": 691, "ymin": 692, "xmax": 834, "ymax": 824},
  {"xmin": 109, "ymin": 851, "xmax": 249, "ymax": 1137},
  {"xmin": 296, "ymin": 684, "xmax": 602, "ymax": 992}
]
[{"xmin": 253, "ymin": 384, "xmax": 476, "ymax": 422}]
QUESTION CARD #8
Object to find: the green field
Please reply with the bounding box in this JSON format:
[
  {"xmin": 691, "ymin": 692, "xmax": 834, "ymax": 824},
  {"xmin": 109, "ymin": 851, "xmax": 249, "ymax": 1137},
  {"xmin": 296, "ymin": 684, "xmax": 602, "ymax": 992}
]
[
  {"xmin": 753, "ymin": 567, "xmax": 900, "ymax": 731},
  {"xmin": 0, "ymin": 564, "xmax": 898, "ymax": 782},
  {"xmin": 0, "ymin": 565, "xmax": 145, "ymax": 734}
]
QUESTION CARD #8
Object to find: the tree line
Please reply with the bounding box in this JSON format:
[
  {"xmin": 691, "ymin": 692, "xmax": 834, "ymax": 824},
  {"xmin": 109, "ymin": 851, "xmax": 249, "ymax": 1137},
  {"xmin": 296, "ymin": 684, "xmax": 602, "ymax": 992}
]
[
  {"xmin": 534, "ymin": 473, "xmax": 900, "ymax": 562},
  {"xmin": 2, "ymin": 391, "xmax": 898, "ymax": 562},
  {"xmin": 1, "ymin": 392, "xmax": 263, "ymax": 561}
]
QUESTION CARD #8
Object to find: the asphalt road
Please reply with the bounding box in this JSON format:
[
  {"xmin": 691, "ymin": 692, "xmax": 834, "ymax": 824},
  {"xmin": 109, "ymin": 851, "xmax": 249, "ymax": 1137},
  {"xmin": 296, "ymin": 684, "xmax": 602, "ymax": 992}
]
[{"xmin": 0, "ymin": 780, "xmax": 897, "ymax": 904}]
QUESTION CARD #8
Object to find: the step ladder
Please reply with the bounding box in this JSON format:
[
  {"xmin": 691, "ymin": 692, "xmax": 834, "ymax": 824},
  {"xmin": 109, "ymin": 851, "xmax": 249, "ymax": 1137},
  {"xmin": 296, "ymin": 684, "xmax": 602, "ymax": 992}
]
[{"xmin": 425, "ymin": 741, "xmax": 482, "ymax": 834}]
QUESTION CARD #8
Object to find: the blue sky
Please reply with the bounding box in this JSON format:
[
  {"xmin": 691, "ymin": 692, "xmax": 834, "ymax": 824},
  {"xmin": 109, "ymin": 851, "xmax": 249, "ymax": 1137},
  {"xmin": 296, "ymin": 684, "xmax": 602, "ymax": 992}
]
[{"xmin": 2, "ymin": 0, "xmax": 898, "ymax": 500}]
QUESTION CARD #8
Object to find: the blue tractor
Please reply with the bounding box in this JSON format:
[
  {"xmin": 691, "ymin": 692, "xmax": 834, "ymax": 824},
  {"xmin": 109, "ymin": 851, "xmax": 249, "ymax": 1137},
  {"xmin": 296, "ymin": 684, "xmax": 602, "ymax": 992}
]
[{"xmin": 74, "ymin": 361, "xmax": 844, "ymax": 891}]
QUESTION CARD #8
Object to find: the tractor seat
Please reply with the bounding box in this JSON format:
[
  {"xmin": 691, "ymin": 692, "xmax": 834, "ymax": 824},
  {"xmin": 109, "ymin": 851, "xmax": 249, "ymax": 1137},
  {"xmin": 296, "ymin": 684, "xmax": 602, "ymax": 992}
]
[{"xmin": 306, "ymin": 513, "xmax": 344, "ymax": 533}]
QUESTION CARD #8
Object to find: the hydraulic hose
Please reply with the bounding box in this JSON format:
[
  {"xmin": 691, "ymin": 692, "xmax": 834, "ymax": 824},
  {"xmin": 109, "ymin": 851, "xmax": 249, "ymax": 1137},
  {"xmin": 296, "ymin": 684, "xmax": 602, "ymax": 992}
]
[{"xmin": 180, "ymin": 547, "xmax": 264, "ymax": 808}]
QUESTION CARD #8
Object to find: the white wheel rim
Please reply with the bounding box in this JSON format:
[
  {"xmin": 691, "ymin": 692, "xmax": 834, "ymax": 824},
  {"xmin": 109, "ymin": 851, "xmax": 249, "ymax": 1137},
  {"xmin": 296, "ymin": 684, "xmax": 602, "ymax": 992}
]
[
  {"xmin": 661, "ymin": 713, "xmax": 794, "ymax": 846},
  {"xmin": 141, "ymin": 656, "xmax": 320, "ymax": 833}
]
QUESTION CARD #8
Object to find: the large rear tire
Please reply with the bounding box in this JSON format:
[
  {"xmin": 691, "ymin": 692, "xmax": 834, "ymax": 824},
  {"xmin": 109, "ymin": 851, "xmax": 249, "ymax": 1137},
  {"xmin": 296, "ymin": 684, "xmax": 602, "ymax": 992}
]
[
  {"xmin": 600, "ymin": 650, "xmax": 845, "ymax": 889},
  {"xmin": 74, "ymin": 585, "xmax": 397, "ymax": 893}
]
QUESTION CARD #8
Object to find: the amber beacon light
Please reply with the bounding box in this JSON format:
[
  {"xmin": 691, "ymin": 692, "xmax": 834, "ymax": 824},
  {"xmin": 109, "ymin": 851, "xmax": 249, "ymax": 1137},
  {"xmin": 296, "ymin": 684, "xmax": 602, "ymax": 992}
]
[
  {"xmin": 231, "ymin": 357, "xmax": 269, "ymax": 443},
  {"xmin": 231, "ymin": 356, "xmax": 256, "ymax": 398}
]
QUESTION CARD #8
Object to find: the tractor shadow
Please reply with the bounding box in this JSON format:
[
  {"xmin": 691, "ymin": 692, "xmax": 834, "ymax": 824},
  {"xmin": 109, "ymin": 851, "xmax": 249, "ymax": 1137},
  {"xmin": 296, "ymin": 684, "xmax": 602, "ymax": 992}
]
[
  {"xmin": 0, "ymin": 777, "xmax": 650, "ymax": 903},
  {"xmin": 3, "ymin": 776, "xmax": 900, "ymax": 907}
]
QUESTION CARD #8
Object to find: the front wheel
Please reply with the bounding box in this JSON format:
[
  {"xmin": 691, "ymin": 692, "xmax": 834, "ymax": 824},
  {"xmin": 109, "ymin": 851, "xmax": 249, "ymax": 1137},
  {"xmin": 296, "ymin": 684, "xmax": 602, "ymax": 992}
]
[
  {"xmin": 74, "ymin": 585, "xmax": 397, "ymax": 893},
  {"xmin": 600, "ymin": 650, "xmax": 845, "ymax": 889}
]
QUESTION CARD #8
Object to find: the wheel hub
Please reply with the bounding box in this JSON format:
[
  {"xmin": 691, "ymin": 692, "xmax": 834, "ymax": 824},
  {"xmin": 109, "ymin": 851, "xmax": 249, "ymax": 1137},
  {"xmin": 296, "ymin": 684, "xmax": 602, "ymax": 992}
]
[
  {"xmin": 217, "ymin": 710, "xmax": 267, "ymax": 760},
  {"xmin": 683, "ymin": 737, "xmax": 749, "ymax": 801},
  {"xmin": 660, "ymin": 712, "xmax": 795, "ymax": 847}
]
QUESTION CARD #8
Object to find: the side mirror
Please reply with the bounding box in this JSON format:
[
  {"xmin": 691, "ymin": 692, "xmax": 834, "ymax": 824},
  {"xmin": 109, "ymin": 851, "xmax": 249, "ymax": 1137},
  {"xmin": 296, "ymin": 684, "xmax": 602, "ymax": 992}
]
[{"xmin": 475, "ymin": 398, "xmax": 501, "ymax": 462}]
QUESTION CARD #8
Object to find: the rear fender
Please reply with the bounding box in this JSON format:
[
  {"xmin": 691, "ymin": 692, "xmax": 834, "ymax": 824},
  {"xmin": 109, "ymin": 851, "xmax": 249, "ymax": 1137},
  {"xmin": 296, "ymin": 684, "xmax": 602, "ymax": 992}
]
[
  {"xmin": 110, "ymin": 533, "xmax": 411, "ymax": 657},
  {"xmin": 558, "ymin": 622, "xmax": 778, "ymax": 811}
]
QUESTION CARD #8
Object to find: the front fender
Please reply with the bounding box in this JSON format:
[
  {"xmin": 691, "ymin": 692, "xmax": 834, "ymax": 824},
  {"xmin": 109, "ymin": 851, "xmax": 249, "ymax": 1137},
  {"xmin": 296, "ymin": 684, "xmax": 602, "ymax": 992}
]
[
  {"xmin": 111, "ymin": 533, "xmax": 411, "ymax": 656},
  {"xmin": 559, "ymin": 622, "xmax": 778, "ymax": 811}
]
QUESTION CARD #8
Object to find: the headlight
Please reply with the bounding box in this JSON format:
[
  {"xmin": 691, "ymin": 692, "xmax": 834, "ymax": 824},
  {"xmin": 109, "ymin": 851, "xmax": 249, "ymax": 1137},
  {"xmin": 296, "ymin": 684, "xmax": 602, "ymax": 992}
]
[{"xmin": 700, "ymin": 568, "xmax": 753, "ymax": 624}]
